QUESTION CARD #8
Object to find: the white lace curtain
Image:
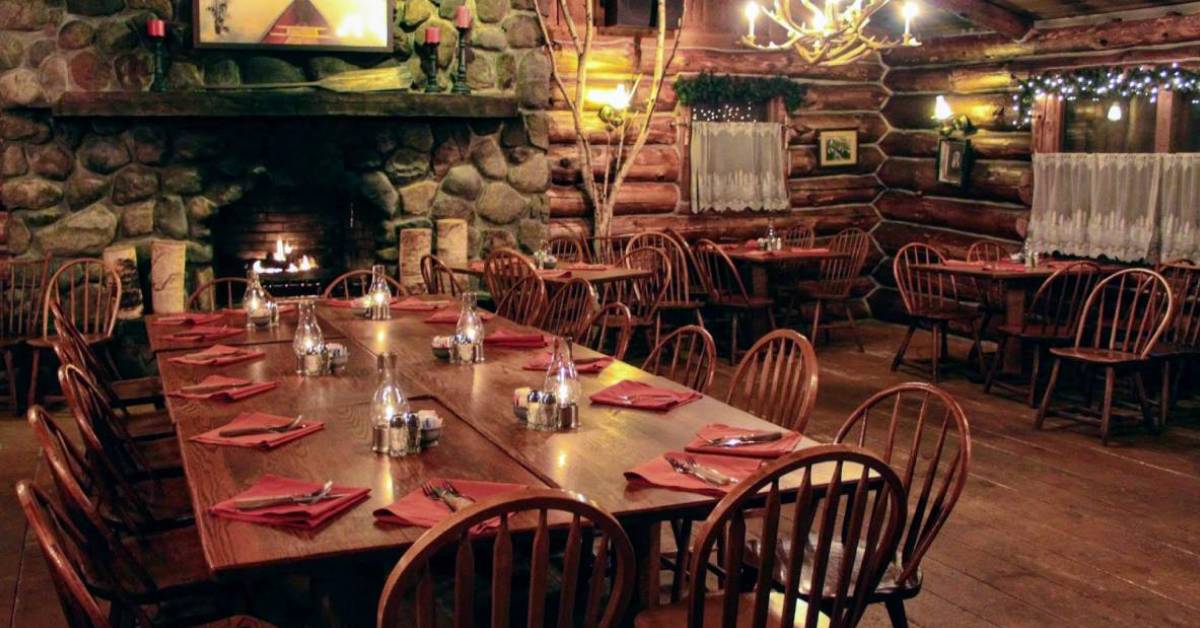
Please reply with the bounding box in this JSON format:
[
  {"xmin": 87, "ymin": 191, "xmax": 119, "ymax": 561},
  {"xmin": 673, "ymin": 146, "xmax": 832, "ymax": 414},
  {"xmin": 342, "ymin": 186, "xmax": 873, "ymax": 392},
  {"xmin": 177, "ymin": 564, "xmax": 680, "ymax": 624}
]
[
  {"xmin": 1029, "ymin": 153, "xmax": 1200, "ymax": 263},
  {"xmin": 690, "ymin": 122, "xmax": 789, "ymax": 213}
]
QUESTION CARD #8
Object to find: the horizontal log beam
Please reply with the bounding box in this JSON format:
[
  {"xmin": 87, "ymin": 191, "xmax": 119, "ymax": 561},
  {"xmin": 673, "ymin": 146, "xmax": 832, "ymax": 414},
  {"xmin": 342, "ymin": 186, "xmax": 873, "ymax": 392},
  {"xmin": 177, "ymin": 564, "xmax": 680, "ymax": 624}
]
[
  {"xmin": 801, "ymin": 84, "xmax": 890, "ymax": 112},
  {"xmin": 610, "ymin": 204, "xmax": 881, "ymax": 239},
  {"xmin": 872, "ymin": 220, "xmax": 1019, "ymax": 260},
  {"xmin": 874, "ymin": 190, "xmax": 1029, "ymax": 240},
  {"xmin": 877, "ymin": 157, "xmax": 1032, "ymax": 205},
  {"xmin": 789, "ymin": 112, "xmax": 891, "ymax": 145},
  {"xmin": 549, "ymin": 145, "xmax": 680, "ymax": 184},
  {"xmin": 883, "ymin": 93, "xmax": 1020, "ymax": 132},
  {"xmin": 547, "ymin": 110, "xmax": 676, "ymax": 145},
  {"xmin": 885, "ymin": 13, "xmax": 1200, "ymax": 66},
  {"xmin": 791, "ymin": 145, "xmax": 885, "ymax": 176},
  {"xmin": 548, "ymin": 182, "xmax": 680, "ymax": 217},
  {"xmin": 931, "ymin": 0, "xmax": 1032, "ymax": 40},
  {"xmin": 880, "ymin": 129, "xmax": 1031, "ymax": 161},
  {"xmin": 789, "ymin": 175, "xmax": 883, "ymax": 207}
]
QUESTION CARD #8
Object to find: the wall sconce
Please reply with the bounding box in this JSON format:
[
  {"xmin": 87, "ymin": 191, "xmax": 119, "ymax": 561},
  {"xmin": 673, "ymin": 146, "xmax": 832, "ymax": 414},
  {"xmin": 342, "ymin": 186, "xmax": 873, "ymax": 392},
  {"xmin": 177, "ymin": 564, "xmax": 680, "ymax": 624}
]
[
  {"xmin": 589, "ymin": 84, "xmax": 633, "ymax": 128},
  {"xmin": 934, "ymin": 95, "xmax": 977, "ymax": 138},
  {"xmin": 1107, "ymin": 102, "xmax": 1123, "ymax": 122}
]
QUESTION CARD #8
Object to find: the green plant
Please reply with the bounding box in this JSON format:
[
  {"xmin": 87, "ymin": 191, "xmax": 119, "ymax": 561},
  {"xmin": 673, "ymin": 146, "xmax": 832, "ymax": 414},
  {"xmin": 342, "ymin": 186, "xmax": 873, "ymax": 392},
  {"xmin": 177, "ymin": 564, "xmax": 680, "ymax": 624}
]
[{"xmin": 674, "ymin": 72, "xmax": 807, "ymax": 111}]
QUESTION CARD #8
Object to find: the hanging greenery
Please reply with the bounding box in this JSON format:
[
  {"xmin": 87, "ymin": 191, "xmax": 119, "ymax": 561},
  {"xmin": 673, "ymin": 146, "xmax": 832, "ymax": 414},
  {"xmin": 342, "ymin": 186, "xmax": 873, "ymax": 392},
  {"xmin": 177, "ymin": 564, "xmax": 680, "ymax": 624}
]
[
  {"xmin": 1013, "ymin": 63, "xmax": 1200, "ymax": 127},
  {"xmin": 674, "ymin": 72, "xmax": 808, "ymax": 111}
]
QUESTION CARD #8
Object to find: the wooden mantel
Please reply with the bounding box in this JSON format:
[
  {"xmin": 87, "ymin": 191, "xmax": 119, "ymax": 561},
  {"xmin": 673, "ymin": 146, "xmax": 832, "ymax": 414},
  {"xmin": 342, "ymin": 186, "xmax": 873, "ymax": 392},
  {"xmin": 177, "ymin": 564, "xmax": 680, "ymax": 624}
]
[{"xmin": 51, "ymin": 91, "xmax": 520, "ymax": 118}]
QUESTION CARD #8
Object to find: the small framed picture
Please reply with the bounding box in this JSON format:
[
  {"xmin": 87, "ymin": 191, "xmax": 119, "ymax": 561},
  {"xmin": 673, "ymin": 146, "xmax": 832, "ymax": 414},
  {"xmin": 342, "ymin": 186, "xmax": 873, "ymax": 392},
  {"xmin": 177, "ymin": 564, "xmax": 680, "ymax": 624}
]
[
  {"xmin": 194, "ymin": 0, "xmax": 393, "ymax": 53},
  {"xmin": 818, "ymin": 129, "xmax": 858, "ymax": 167},
  {"xmin": 937, "ymin": 139, "xmax": 972, "ymax": 187}
]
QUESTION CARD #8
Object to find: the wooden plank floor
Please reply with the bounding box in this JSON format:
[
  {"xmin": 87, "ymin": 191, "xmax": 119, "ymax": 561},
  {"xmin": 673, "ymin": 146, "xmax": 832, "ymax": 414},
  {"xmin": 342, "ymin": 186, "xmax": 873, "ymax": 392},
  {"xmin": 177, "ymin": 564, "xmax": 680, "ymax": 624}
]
[{"xmin": 2, "ymin": 320, "xmax": 1198, "ymax": 627}]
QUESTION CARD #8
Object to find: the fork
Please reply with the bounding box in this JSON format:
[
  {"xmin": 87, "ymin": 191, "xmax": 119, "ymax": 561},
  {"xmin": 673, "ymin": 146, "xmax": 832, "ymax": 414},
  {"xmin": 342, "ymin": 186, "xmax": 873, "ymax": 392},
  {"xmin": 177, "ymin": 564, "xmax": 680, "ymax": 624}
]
[
  {"xmin": 421, "ymin": 482, "xmax": 455, "ymax": 512},
  {"xmin": 218, "ymin": 415, "xmax": 305, "ymax": 438},
  {"xmin": 440, "ymin": 481, "xmax": 476, "ymax": 511},
  {"xmin": 664, "ymin": 455, "xmax": 728, "ymax": 487},
  {"xmin": 684, "ymin": 455, "xmax": 736, "ymax": 485}
]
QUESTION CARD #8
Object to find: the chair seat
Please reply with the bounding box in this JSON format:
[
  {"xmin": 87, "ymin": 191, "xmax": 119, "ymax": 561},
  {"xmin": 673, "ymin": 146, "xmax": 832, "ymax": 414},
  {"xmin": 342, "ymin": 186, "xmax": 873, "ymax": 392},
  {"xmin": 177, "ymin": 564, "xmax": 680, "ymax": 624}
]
[
  {"xmin": 122, "ymin": 525, "xmax": 216, "ymax": 596},
  {"xmin": 659, "ymin": 300, "xmax": 704, "ymax": 311},
  {"xmin": 996, "ymin": 322, "xmax": 1074, "ymax": 342},
  {"xmin": 113, "ymin": 375, "xmax": 164, "ymax": 405},
  {"xmin": 635, "ymin": 591, "xmax": 829, "ymax": 628},
  {"xmin": 28, "ymin": 333, "xmax": 110, "ymax": 349},
  {"xmin": 136, "ymin": 437, "xmax": 184, "ymax": 474},
  {"xmin": 102, "ymin": 475, "xmax": 195, "ymax": 531},
  {"xmin": 745, "ymin": 530, "xmax": 919, "ymax": 601},
  {"xmin": 1049, "ymin": 346, "xmax": 1146, "ymax": 365},
  {"xmin": 711, "ymin": 295, "xmax": 775, "ymax": 309},
  {"xmin": 786, "ymin": 281, "xmax": 850, "ymax": 301},
  {"xmin": 124, "ymin": 407, "xmax": 177, "ymax": 441},
  {"xmin": 1151, "ymin": 342, "xmax": 1200, "ymax": 359},
  {"xmin": 909, "ymin": 303, "xmax": 980, "ymax": 322}
]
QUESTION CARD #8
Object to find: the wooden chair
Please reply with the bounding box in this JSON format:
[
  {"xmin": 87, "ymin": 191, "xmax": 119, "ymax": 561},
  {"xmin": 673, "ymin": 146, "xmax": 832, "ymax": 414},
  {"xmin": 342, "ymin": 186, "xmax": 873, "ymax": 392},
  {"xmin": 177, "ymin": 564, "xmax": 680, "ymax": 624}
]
[
  {"xmin": 0, "ymin": 256, "xmax": 48, "ymax": 413},
  {"xmin": 626, "ymin": 232, "xmax": 705, "ymax": 338},
  {"xmin": 694, "ymin": 239, "xmax": 777, "ymax": 364},
  {"xmin": 578, "ymin": 302, "xmax": 635, "ymax": 361},
  {"xmin": 725, "ymin": 330, "xmax": 820, "ymax": 432},
  {"xmin": 547, "ymin": 234, "xmax": 587, "ymax": 263},
  {"xmin": 965, "ymin": 240, "xmax": 1011, "ymax": 363},
  {"xmin": 485, "ymin": 248, "xmax": 539, "ymax": 301},
  {"xmin": 783, "ymin": 225, "xmax": 816, "ymax": 248},
  {"xmin": 1036, "ymin": 268, "xmax": 1175, "ymax": 445},
  {"xmin": 641, "ymin": 325, "xmax": 717, "ymax": 395},
  {"xmin": 617, "ymin": 246, "xmax": 672, "ymax": 346},
  {"xmin": 53, "ymin": 340, "xmax": 172, "ymax": 444},
  {"xmin": 589, "ymin": 235, "xmax": 632, "ymax": 265},
  {"xmin": 786, "ymin": 228, "xmax": 872, "ymax": 352},
  {"xmin": 1153, "ymin": 260, "xmax": 1200, "ymax": 426},
  {"xmin": 983, "ymin": 262, "xmax": 1102, "ymax": 407},
  {"xmin": 832, "ymin": 383, "xmax": 971, "ymax": 626},
  {"xmin": 186, "ymin": 277, "xmax": 255, "ymax": 312},
  {"xmin": 538, "ymin": 277, "xmax": 598, "ymax": 338},
  {"xmin": 28, "ymin": 405, "xmax": 190, "ymax": 537},
  {"xmin": 322, "ymin": 269, "xmax": 406, "ymax": 299},
  {"xmin": 420, "ymin": 254, "xmax": 463, "ymax": 297},
  {"xmin": 16, "ymin": 480, "xmax": 270, "ymax": 628},
  {"xmin": 377, "ymin": 488, "xmax": 636, "ymax": 628},
  {"xmin": 890, "ymin": 243, "xmax": 982, "ymax": 383},
  {"xmin": 28, "ymin": 259, "xmax": 121, "ymax": 409},
  {"xmin": 59, "ymin": 364, "xmax": 182, "ymax": 482},
  {"xmin": 663, "ymin": 227, "xmax": 708, "ymax": 301},
  {"xmin": 634, "ymin": 445, "xmax": 907, "ymax": 628},
  {"xmin": 495, "ymin": 275, "xmax": 548, "ymax": 326}
]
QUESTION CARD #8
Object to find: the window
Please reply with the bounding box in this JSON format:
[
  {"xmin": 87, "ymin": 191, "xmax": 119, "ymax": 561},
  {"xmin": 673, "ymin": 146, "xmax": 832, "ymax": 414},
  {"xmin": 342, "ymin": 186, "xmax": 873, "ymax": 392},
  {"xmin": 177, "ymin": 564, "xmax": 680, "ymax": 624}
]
[{"xmin": 1063, "ymin": 97, "xmax": 1156, "ymax": 153}]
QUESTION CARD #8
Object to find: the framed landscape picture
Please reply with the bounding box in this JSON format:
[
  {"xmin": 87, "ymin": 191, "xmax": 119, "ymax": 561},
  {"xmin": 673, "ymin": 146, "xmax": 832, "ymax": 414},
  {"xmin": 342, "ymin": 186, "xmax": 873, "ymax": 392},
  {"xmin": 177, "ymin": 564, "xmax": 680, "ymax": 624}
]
[
  {"xmin": 937, "ymin": 139, "xmax": 973, "ymax": 187},
  {"xmin": 818, "ymin": 129, "xmax": 858, "ymax": 167},
  {"xmin": 194, "ymin": 0, "xmax": 393, "ymax": 53}
]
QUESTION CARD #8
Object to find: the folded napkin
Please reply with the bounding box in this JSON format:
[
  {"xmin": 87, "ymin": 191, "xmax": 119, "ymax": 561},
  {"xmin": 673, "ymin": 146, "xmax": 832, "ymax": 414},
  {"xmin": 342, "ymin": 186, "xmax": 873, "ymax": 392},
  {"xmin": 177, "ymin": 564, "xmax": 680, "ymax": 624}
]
[
  {"xmin": 944, "ymin": 259, "xmax": 1025, "ymax": 271},
  {"xmin": 624, "ymin": 452, "xmax": 763, "ymax": 496},
  {"xmin": 374, "ymin": 479, "xmax": 525, "ymax": 531},
  {"xmin": 167, "ymin": 344, "xmax": 265, "ymax": 367},
  {"xmin": 162, "ymin": 326, "xmax": 245, "ymax": 343},
  {"xmin": 537, "ymin": 270, "xmax": 573, "ymax": 279},
  {"xmin": 590, "ymin": 380, "xmax": 703, "ymax": 412},
  {"xmin": 683, "ymin": 423, "xmax": 802, "ymax": 459},
  {"xmin": 210, "ymin": 475, "xmax": 369, "ymax": 530},
  {"xmin": 190, "ymin": 411, "xmax": 324, "ymax": 449},
  {"xmin": 484, "ymin": 329, "xmax": 550, "ymax": 349},
  {"xmin": 468, "ymin": 261, "xmax": 485, "ymax": 272},
  {"xmin": 522, "ymin": 353, "xmax": 613, "ymax": 374},
  {"xmin": 423, "ymin": 308, "xmax": 496, "ymax": 325},
  {"xmin": 561, "ymin": 262, "xmax": 609, "ymax": 271},
  {"xmin": 168, "ymin": 375, "xmax": 279, "ymax": 402},
  {"xmin": 391, "ymin": 296, "xmax": 452, "ymax": 312},
  {"xmin": 152, "ymin": 312, "xmax": 226, "ymax": 327}
]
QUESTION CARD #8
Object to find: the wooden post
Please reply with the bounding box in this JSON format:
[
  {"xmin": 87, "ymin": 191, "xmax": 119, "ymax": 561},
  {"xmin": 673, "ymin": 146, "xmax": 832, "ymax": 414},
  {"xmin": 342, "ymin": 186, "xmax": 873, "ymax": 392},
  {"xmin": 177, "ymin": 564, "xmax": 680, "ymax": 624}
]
[
  {"xmin": 1155, "ymin": 90, "xmax": 1184, "ymax": 154},
  {"xmin": 1031, "ymin": 97, "xmax": 1064, "ymax": 154},
  {"xmin": 398, "ymin": 228, "xmax": 432, "ymax": 294}
]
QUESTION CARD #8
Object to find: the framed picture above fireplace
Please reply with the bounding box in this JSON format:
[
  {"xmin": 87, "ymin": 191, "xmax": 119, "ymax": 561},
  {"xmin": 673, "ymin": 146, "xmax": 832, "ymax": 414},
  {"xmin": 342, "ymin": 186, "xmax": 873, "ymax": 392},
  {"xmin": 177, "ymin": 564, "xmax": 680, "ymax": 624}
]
[{"xmin": 194, "ymin": 0, "xmax": 393, "ymax": 53}]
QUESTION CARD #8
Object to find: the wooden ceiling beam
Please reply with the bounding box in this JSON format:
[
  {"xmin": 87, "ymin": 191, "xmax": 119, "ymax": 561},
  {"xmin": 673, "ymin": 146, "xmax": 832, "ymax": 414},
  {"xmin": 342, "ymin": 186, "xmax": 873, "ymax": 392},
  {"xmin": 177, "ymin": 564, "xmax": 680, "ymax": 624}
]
[{"xmin": 930, "ymin": 0, "xmax": 1032, "ymax": 40}]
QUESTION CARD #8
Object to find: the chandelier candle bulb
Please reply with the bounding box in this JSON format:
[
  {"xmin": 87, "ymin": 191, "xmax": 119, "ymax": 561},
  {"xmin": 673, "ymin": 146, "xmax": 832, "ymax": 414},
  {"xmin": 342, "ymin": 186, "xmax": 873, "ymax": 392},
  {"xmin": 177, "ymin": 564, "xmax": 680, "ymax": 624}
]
[{"xmin": 741, "ymin": 0, "xmax": 921, "ymax": 65}]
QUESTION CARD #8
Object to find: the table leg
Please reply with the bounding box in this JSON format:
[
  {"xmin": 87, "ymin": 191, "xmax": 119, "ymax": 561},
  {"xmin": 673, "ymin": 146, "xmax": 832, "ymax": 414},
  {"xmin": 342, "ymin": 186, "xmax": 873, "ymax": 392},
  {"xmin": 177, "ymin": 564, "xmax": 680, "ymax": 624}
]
[
  {"xmin": 750, "ymin": 265, "xmax": 769, "ymax": 298},
  {"xmin": 629, "ymin": 519, "xmax": 662, "ymax": 617},
  {"xmin": 1001, "ymin": 284, "xmax": 1026, "ymax": 375}
]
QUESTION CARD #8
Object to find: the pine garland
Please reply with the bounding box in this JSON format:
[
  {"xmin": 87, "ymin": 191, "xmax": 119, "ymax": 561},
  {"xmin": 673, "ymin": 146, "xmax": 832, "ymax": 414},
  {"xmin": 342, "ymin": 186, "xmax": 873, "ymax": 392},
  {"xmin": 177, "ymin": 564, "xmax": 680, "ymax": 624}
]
[
  {"xmin": 674, "ymin": 72, "xmax": 807, "ymax": 111},
  {"xmin": 1013, "ymin": 63, "xmax": 1200, "ymax": 126}
]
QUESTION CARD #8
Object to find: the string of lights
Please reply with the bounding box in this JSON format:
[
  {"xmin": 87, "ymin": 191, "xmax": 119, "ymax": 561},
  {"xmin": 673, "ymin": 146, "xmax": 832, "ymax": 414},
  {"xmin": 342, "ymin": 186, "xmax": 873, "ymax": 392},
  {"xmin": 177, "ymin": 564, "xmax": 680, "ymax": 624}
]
[{"xmin": 1013, "ymin": 63, "xmax": 1200, "ymax": 127}]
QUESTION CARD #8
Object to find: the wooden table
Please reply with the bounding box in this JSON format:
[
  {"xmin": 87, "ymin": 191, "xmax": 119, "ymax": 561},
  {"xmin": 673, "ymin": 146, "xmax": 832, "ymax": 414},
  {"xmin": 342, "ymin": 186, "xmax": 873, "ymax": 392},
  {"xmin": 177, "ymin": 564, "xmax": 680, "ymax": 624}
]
[
  {"xmin": 158, "ymin": 297, "xmax": 831, "ymax": 614},
  {"xmin": 448, "ymin": 262, "xmax": 651, "ymax": 287},
  {"xmin": 723, "ymin": 247, "xmax": 849, "ymax": 298},
  {"xmin": 145, "ymin": 310, "xmax": 345, "ymax": 354}
]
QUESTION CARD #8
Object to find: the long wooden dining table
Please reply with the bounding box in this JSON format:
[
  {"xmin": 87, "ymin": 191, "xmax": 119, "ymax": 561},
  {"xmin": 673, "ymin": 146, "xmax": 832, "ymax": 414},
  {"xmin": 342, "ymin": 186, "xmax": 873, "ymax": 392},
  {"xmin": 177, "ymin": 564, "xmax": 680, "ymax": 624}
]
[{"xmin": 157, "ymin": 296, "xmax": 829, "ymax": 616}]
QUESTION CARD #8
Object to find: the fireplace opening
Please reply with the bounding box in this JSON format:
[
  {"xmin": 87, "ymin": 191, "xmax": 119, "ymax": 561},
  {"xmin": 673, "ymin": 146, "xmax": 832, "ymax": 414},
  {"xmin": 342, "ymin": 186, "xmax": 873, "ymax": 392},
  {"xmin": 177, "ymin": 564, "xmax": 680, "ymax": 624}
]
[{"xmin": 211, "ymin": 185, "xmax": 379, "ymax": 297}]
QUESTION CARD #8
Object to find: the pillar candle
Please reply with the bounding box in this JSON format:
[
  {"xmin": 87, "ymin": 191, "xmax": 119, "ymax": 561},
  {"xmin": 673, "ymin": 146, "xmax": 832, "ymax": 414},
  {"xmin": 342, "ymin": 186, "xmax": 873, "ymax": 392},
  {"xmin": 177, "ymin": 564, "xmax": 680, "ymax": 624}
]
[
  {"xmin": 454, "ymin": 6, "xmax": 472, "ymax": 29},
  {"xmin": 424, "ymin": 26, "xmax": 441, "ymax": 44},
  {"xmin": 398, "ymin": 228, "xmax": 433, "ymax": 293}
]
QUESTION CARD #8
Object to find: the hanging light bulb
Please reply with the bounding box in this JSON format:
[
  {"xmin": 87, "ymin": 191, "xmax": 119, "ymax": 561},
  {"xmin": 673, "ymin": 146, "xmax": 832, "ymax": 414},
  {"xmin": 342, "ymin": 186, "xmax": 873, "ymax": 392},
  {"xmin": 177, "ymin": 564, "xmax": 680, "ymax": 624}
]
[
  {"xmin": 1107, "ymin": 102, "xmax": 1123, "ymax": 122},
  {"xmin": 934, "ymin": 95, "xmax": 953, "ymax": 121}
]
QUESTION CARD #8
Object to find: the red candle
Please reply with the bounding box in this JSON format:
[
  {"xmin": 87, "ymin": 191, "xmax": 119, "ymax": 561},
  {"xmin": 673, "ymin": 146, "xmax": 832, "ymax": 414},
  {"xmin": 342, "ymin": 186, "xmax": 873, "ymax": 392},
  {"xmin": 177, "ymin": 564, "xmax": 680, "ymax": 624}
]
[
  {"xmin": 424, "ymin": 26, "xmax": 441, "ymax": 44},
  {"xmin": 146, "ymin": 19, "xmax": 166, "ymax": 38},
  {"xmin": 454, "ymin": 5, "xmax": 472, "ymax": 29}
]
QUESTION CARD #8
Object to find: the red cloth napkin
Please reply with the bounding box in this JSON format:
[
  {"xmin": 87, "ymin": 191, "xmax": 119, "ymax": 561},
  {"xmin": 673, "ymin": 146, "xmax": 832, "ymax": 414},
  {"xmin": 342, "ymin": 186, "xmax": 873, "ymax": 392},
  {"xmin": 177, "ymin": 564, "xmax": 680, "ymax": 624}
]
[
  {"xmin": 484, "ymin": 329, "xmax": 550, "ymax": 349},
  {"xmin": 190, "ymin": 412, "xmax": 324, "ymax": 449},
  {"xmin": 210, "ymin": 475, "xmax": 369, "ymax": 530},
  {"xmin": 624, "ymin": 452, "xmax": 763, "ymax": 496},
  {"xmin": 162, "ymin": 326, "xmax": 244, "ymax": 343},
  {"xmin": 167, "ymin": 344, "xmax": 265, "ymax": 367},
  {"xmin": 168, "ymin": 375, "xmax": 279, "ymax": 401},
  {"xmin": 522, "ymin": 354, "xmax": 613, "ymax": 374},
  {"xmin": 561, "ymin": 263, "xmax": 609, "ymax": 271},
  {"xmin": 468, "ymin": 261, "xmax": 485, "ymax": 272},
  {"xmin": 374, "ymin": 479, "xmax": 526, "ymax": 530},
  {"xmin": 590, "ymin": 380, "xmax": 702, "ymax": 412},
  {"xmin": 391, "ymin": 296, "xmax": 452, "ymax": 312},
  {"xmin": 423, "ymin": 308, "xmax": 496, "ymax": 324},
  {"xmin": 683, "ymin": 423, "xmax": 802, "ymax": 459},
  {"xmin": 537, "ymin": 270, "xmax": 572, "ymax": 279},
  {"xmin": 151, "ymin": 312, "xmax": 226, "ymax": 327},
  {"xmin": 945, "ymin": 259, "xmax": 1025, "ymax": 271}
]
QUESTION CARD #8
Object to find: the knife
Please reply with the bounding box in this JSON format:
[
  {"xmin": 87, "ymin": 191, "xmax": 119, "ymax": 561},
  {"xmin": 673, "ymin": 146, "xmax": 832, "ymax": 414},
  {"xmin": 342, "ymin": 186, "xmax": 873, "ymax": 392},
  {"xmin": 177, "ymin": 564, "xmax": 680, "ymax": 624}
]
[
  {"xmin": 706, "ymin": 431, "xmax": 784, "ymax": 447},
  {"xmin": 181, "ymin": 380, "xmax": 255, "ymax": 395}
]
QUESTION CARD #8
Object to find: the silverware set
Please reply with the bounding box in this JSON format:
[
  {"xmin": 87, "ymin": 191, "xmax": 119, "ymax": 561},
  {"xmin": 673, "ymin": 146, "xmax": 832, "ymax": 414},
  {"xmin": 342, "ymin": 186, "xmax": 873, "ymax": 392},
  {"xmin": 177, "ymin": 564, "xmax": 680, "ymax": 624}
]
[
  {"xmin": 233, "ymin": 480, "xmax": 347, "ymax": 510},
  {"xmin": 218, "ymin": 415, "xmax": 306, "ymax": 438},
  {"xmin": 181, "ymin": 380, "xmax": 255, "ymax": 395},
  {"xmin": 421, "ymin": 480, "xmax": 475, "ymax": 512},
  {"xmin": 664, "ymin": 455, "xmax": 736, "ymax": 486},
  {"xmin": 702, "ymin": 431, "xmax": 783, "ymax": 448}
]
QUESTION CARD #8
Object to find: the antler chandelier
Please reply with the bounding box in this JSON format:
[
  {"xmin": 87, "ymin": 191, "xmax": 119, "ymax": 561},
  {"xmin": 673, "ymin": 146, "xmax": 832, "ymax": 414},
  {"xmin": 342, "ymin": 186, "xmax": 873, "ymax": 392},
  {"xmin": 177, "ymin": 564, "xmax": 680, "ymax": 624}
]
[{"xmin": 742, "ymin": 1, "xmax": 921, "ymax": 66}]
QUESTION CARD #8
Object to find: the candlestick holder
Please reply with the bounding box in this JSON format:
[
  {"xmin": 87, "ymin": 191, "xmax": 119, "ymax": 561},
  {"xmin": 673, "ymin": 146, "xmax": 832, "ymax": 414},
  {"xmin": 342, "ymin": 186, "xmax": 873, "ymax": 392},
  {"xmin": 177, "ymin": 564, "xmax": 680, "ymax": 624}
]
[
  {"xmin": 150, "ymin": 37, "xmax": 168, "ymax": 92},
  {"xmin": 451, "ymin": 27, "xmax": 471, "ymax": 95},
  {"xmin": 422, "ymin": 42, "xmax": 442, "ymax": 93}
]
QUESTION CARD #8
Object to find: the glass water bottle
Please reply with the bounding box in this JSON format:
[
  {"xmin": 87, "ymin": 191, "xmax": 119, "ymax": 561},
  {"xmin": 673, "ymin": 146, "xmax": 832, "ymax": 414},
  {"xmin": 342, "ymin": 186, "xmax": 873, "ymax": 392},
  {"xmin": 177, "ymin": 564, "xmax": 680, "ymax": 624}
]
[
  {"xmin": 243, "ymin": 267, "xmax": 272, "ymax": 328},
  {"xmin": 453, "ymin": 291, "xmax": 485, "ymax": 364},
  {"xmin": 371, "ymin": 352, "xmax": 409, "ymax": 454},
  {"xmin": 292, "ymin": 299, "xmax": 326, "ymax": 375},
  {"xmin": 367, "ymin": 264, "xmax": 392, "ymax": 320}
]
